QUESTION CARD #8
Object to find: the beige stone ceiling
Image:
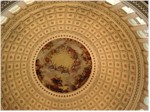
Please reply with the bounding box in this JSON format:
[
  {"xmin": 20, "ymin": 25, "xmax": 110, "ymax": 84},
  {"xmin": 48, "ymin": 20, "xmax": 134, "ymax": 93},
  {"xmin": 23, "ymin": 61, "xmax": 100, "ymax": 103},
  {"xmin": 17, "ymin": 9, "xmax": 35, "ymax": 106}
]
[{"xmin": 1, "ymin": 1, "xmax": 147, "ymax": 110}]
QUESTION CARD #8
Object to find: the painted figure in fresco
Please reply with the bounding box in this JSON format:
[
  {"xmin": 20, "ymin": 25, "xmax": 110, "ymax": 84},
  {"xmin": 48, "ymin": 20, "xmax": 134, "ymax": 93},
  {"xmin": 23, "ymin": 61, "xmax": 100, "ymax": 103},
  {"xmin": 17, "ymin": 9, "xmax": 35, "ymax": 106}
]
[
  {"xmin": 42, "ymin": 42, "xmax": 53, "ymax": 51},
  {"xmin": 74, "ymin": 59, "xmax": 81, "ymax": 66},
  {"xmin": 36, "ymin": 59, "xmax": 44, "ymax": 81},
  {"xmin": 45, "ymin": 57, "xmax": 50, "ymax": 63},
  {"xmin": 57, "ymin": 66, "xmax": 64, "ymax": 73}
]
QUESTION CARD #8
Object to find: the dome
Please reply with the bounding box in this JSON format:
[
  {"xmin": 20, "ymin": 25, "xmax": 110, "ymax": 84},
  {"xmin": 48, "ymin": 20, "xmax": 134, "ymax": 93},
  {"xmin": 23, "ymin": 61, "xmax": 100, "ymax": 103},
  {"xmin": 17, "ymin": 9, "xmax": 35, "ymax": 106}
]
[{"xmin": 1, "ymin": 1, "xmax": 148, "ymax": 110}]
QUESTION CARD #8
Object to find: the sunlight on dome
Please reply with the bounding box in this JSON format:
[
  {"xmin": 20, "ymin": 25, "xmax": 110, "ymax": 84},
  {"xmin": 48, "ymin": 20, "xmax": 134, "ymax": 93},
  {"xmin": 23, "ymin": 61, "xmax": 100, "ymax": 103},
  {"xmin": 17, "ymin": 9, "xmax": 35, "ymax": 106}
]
[
  {"xmin": 1, "ymin": 16, "xmax": 8, "ymax": 25},
  {"xmin": 144, "ymin": 97, "xmax": 149, "ymax": 106},
  {"xmin": 122, "ymin": 6, "xmax": 134, "ymax": 14},
  {"xmin": 143, "ymin": 43, "xmax": 148, "ymax": 51},
  {"xmin": 23, "ymin": 0, "xmax": 35, "ymax": 4},
  {"xmin": 128, "ymin": 18, "xmax": 138, "ymax": 26},
  {"xmin": 136, "ymin": 17, "xmax": 146, "ymax": 24},
  {"xmin": 137, "ymin": 30, "xmax": 148, "ymax": 38},
  {"xmin": 106, "ymin": 0, "xmax": 120, "ymax": 5},
  {"xmin": 8, "ymin": 5, "xmax": 20, "ymax": 13},
  {"xmin": 144, "ymin": 30, "xmax": 148, "ymax": 34},
  {"xmin": 128, "ymin": 17, "xmax": 146, "ymax": 26}
]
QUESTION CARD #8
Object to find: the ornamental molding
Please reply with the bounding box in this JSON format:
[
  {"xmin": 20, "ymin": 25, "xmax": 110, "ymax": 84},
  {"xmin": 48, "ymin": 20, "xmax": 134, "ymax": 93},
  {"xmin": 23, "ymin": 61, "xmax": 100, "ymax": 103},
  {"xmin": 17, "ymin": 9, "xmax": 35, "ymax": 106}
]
[
  {"xmin": 122, "ymin": 1, "xmax": 148, "ymax": 23},
  {"xmin": 1, "ymin": 1, "xmax": 17, "ymax": 12}
]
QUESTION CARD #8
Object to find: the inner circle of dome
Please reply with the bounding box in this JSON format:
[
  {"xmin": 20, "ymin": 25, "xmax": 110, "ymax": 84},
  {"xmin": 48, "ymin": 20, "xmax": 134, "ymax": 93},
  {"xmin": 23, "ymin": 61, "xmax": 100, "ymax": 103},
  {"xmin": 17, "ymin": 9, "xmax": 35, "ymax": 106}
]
[{"xmin": 35, "ymin": 38, "xmax": 92, "ymax": 93}]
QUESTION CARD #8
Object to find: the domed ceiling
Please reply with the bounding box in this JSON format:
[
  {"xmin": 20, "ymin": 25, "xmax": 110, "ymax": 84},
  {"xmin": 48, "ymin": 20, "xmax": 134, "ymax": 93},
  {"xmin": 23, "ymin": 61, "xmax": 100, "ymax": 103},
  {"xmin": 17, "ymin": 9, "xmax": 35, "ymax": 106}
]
[{"xmin": 1, "ymin": 1, "xmax": 148, "ymax": 110}]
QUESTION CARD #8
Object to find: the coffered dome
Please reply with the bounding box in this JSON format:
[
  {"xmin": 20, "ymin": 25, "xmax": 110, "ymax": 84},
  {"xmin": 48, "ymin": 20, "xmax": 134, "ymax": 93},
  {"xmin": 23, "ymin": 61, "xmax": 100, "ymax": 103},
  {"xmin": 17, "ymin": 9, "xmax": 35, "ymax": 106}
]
[{"xmin": 1, "ymin": 1, "xmax": 148, "ymax": 110}]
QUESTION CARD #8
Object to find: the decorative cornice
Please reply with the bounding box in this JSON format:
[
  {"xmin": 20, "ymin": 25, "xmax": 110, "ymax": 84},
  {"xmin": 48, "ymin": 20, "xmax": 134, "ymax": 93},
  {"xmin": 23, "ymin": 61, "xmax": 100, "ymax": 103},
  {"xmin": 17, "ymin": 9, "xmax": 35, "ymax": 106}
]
[
  {"xmin": 1, "ymin": 1, "xmax": 148, "ymax": 16},
  {"xmin": 122, "ymin": 1, "xmax": 148, "ymax": 23},
  {"xmin": 128, "ymin": 1, "xmax": 148, "ymax": 18},
  {"xmin": 1, "ymin": 1, "xmax": 17, "ymax": 12}
]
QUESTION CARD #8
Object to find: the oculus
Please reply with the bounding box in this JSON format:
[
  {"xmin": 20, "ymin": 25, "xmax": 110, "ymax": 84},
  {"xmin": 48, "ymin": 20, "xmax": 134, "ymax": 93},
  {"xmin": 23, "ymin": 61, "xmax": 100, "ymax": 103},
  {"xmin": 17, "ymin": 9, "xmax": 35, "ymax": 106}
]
[{"xmin": 36, "ymin": 38, "xmax": 92, "ymax": 93}]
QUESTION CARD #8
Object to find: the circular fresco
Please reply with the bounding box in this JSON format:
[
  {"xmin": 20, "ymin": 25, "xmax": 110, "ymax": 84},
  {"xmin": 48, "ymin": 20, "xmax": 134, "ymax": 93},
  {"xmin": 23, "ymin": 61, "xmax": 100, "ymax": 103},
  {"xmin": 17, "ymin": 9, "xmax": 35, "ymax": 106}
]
[{"xmin": 35, "ymin": 38, "xmax": 92, "ymax": 93}]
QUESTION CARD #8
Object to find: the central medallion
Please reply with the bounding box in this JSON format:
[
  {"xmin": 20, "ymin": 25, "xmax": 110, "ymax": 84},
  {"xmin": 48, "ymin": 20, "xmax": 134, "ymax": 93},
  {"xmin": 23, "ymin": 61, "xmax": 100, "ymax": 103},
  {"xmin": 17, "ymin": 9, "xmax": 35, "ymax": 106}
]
[{"xmin": 36, "ymin": 38, "xmax": 92, "ymax": 93}]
